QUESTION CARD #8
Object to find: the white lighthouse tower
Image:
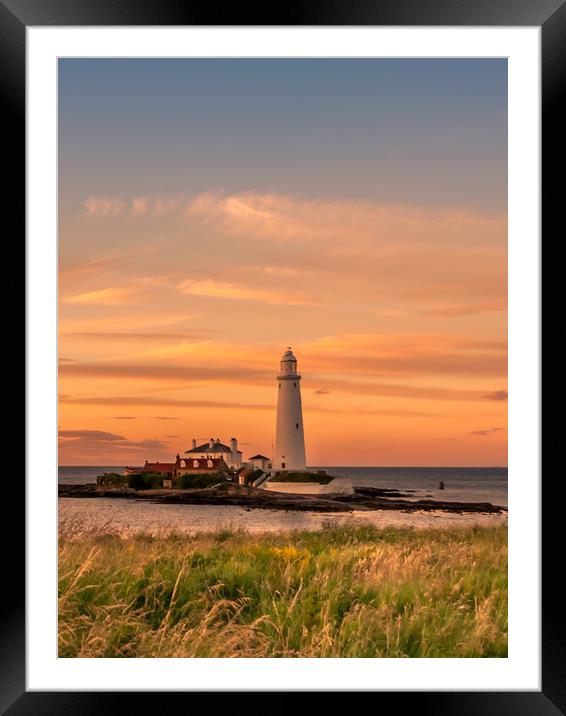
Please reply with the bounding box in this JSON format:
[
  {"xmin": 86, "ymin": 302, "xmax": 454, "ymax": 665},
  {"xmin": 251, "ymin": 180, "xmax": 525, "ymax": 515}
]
[{"xmin": 274, "ymin": 347, "xmax": 306, "ymax": 472}]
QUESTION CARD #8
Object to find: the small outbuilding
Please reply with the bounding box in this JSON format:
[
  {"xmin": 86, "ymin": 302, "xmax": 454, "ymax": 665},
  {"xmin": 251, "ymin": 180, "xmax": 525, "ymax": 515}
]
[{"xmin": 248, "ymin": 454, "xmax": 271, "ymax": 472}]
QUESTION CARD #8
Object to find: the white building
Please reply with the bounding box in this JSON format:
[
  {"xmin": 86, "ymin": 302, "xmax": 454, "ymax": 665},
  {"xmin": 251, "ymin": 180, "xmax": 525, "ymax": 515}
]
[
  {"xmin": 184, "ymin": 437, "xmax": 243, "ymax": 468},
  {"xmin": 273, "ymin": 348, "xmax": 307, "ymax": 472},
  {"xmin": 248, "ymin": 454, "xmax": 271, "ymax": 472}
]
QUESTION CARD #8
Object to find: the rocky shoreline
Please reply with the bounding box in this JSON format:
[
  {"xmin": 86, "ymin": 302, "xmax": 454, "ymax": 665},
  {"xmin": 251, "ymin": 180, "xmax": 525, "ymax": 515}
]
[{"xmin": 58, "ymin": 483, "xmax": 507, "ymax": 515}]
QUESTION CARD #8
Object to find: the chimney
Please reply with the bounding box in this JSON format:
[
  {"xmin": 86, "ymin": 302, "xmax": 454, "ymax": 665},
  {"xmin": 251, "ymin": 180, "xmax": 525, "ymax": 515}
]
[
  {"xmin": 210, "ymin": 438, "xmax": 215, "ymax": 447},
  {"xmin": 192, "ymin": 438, "xmax": 196, "ymax": 449},
  {"xmin": 231, "ymin": 437, "xmax": 238, "ymax": 454}
]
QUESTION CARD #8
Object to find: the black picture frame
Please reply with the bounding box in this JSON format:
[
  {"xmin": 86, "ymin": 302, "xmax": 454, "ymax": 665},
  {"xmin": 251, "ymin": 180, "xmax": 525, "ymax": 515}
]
[{"xmin": 7, "ymin": 0, "xmax": 561, "ymax": 709}]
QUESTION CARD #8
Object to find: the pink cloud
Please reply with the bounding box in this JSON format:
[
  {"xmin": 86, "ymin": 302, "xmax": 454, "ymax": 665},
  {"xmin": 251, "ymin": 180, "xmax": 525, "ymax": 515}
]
[
  {"xmin": 83, "ymin": 196, "xmax": 126, "ymax": 217},
  {"xmin": 131, "ymin": 197, "xmax": 149, "ymax": 217},
  {"xmin": 177, "ymin": 278, "xmax": 312, "ymax": 305}
]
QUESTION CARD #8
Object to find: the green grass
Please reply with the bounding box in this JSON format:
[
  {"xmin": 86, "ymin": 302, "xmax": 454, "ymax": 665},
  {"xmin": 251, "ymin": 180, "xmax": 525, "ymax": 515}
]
[{"xmin": 58, "ymin": 523, "xmax": 507, "ymax": 658}]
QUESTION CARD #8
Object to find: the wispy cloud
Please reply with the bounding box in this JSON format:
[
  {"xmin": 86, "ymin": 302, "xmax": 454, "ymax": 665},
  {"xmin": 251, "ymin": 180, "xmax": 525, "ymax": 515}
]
[
  {"xmin": 62, "ymin": 188, "xmax": 507, "ymax": 465},
  {"xmin": 183, "ymin": 191, "xmax": 505, "ymax": 248},
  {"xmin": 59, "ymin": 429, "xmax": 168, "ymax": 451},
  {"xmin": 60, "ymin": 395, "xmax": 274, "ymax": 410},
  {"xmin": 58, "ymin": 346, "xmax": 503, "ymax": 399},
  {"xmin": 263, "ymin": 266, "xmax": 305, "ymax": 277},
  {"xmin": 83, "ymin": 195, "xmax": 184, "ymax": 218},
  {"xmin": 301, "ymin": 333, "xmax": 507, "ymax": 379},
  {"xmin": 60, "ymin": 429, "xmax": 124, "ymax": 441},
  {"xmin": 83, "ymin": 196, "xmax": 126, "ymax": 217},
  {"xmin": 58, "ymin": 362, "xmax": 270, "ymax": 385},
  {"xmin": 417, "ymin": 301, "xmax": 505, "ymax": 318},
  {"xmin": 59, "ymin": 394, "xmax": 435, "ymax": 417},
  {"xmin": 58, "ymin": 429, "xmax": 170, "ymax": 462},
  {"xmin": 483, "ymin": 390, "xmax": 508, "ymax": 401},
  {"xmin": 131, "ymin": 197, "xmax": 149, "ymax": 217},
  {"xmin": 63, "ymin": 331, "xmax": 205, "ymax": 343},
  {"xmin": 74, "ymin": 190, "xmax": 506, "ymax": 317},
  {"xmin": 470, "ymin": 427, "xmax": 504, "ymax": 437},
  {"xmin": 64, "ymin": 287, "xmax": 137, "ymax": 305},
  {"xmin": 177, "ymin": 278, "xmax": 311, "ymax": 305}
]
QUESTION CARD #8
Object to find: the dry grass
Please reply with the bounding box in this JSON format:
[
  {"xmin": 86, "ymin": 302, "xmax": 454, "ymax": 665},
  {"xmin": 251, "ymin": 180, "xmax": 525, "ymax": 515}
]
[{"xmin": 58, "ymin": 522, "xmax": 507, "ymax": 658}]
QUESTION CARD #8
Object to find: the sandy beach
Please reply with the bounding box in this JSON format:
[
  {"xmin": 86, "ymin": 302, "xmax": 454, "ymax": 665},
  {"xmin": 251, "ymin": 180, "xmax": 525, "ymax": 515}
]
[{"xmin": 59, "ymin": 496, "xmax": 507, "ymax": 537}]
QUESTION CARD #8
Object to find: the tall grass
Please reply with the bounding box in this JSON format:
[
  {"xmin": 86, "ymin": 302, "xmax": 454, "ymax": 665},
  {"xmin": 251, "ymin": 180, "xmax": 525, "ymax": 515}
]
[{"xmin": 58, "ymin": 523, "xmax": 507, "ymax": 658}]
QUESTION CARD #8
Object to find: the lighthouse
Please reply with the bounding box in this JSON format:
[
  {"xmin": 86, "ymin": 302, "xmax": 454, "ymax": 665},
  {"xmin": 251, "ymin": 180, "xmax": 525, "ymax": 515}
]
[{"xmin": 274, "ymin": 347, "xmax": 307, "ymax": 471}]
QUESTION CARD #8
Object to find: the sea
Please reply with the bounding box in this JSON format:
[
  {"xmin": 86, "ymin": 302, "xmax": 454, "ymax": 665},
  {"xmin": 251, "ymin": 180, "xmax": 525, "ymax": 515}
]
[{"xmin": 58, "ymin": 465, "xmax": 508, "ymax": 507}]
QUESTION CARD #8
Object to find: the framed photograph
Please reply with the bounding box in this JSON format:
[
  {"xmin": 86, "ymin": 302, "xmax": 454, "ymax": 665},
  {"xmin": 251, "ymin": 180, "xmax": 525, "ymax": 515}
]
[{"xmin": 9, "ymin": 0, "xmax": 560, "ymax": 707}]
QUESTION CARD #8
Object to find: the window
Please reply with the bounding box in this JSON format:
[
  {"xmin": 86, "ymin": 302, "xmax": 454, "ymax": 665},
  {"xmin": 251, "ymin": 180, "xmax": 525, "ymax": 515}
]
[
  {"xmin": 281, "ymin": 462, "xmax": 285, "ymax": 469},
  {"xmin": 294, "ymin": 382, "xmax": 296, "ymax": 387},
  {"xmin": 279, "ymin": 384, "xmax": 281, "ymax": 389},
  {"xmin": 296, "ymin": 423, "xmax": 299, "ymax": 429}
]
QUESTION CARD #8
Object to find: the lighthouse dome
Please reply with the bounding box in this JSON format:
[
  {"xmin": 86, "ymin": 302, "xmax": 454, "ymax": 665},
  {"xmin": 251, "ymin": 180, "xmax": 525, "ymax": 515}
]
[
  {"xmin": 279, "ymin": 347, "xmax": 299, "ymax": 377},
  {"xmin": 281, "ymin": 347, "xmax": 296, "ymax": 362}
]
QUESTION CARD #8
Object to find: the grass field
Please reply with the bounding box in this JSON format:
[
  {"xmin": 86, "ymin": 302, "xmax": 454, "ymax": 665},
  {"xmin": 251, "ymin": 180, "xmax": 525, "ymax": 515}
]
[{"xmin": 58, "ymin": 523, "xmax": 507, "ymax": 658}]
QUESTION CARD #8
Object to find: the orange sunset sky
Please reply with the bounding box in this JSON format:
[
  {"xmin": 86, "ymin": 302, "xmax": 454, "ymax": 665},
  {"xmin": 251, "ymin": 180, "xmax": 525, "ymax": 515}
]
[{"xmin": 58, "ymin": 59, "xmax": 507, "ymax": 466}]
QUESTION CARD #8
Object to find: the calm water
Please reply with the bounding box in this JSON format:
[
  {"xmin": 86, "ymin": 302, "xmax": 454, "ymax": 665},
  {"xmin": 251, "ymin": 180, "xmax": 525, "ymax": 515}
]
[
  {"xmin": 58, "ymin": 465, "xmax": 508, "ymax": 506},
  {"xmin": 315, "ymin": 466, "xmax": 507, "ymax": 506},
  {"xmin": 59, "ymin": 466, "xmax": 126, "ymax": 485}
]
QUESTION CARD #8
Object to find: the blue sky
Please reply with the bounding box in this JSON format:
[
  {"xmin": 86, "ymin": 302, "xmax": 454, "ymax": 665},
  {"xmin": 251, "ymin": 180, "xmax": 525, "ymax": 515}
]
[{"xmin": 59, "ymin": 58, "xmax": 507, "ymax": 213}]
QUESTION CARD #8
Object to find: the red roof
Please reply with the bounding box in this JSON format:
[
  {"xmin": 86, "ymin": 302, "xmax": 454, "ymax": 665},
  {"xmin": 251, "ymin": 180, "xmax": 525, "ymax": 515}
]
[{"xmin": 143, "ymin": 462, "xmax": 176, "ymax": 473}]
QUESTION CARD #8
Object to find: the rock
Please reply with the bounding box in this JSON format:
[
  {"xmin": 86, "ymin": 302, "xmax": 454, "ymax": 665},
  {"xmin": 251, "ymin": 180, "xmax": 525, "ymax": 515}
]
[{"xmin": 58, "ymin": 482, "xmax": 506, "ymax": 514}]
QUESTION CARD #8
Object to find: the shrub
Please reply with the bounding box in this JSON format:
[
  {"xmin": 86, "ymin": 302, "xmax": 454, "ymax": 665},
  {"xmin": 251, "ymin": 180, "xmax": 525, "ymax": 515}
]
[
  {"xmin": 128, "ymin": 473, "xmax": 164, "ymax": 490},
  {"xmin": 96, "ymin": 473, "xmax": 129, "ymax": 487},
  {"xmin": 246, "ymin": 469, "xmax": 265, "ymax": 485},
  {"xmin": 174, "ymin": 472, "xmax": 228, "ymax": 489}
]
